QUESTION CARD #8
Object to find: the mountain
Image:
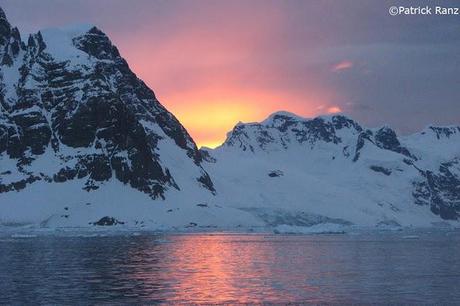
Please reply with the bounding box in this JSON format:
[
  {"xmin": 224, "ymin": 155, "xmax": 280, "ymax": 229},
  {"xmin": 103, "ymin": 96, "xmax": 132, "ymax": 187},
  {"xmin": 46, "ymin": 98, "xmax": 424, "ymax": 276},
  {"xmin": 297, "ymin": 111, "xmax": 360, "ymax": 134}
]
[
  {"xmin": 201, "ymin": 111, "xmax": 460, "ymax": 231},
  {"xmin": 0, "ymin": 8, "xmax": 235, "ymax": 228},
  {"xmin": 0, "ymin": 7, "xmax": 459, "ymax": 231}
]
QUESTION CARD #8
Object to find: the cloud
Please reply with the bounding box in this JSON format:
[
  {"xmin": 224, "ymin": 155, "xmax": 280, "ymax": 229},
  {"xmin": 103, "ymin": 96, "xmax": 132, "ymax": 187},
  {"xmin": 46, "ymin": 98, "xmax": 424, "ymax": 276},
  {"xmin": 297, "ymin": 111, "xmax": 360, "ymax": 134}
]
[
  {"xmin": 327, "ymin": 106, "xmax": 342, "ymax": 114},
  {"xmin": 332, "ymin": 60, "xmax": 353, "ymax": 72}
]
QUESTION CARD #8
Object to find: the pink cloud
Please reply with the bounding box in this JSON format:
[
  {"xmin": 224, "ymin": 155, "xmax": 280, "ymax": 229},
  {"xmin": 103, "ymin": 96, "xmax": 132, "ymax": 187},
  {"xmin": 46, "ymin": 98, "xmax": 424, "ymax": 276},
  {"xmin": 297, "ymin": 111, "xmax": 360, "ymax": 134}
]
[
  {"xmin": 332, "ymin": 60, "xmax": 353, "ymax": 72},
  {"xmin": 327, "ymin": 106, "xmax": 342, "ymax": 114}
]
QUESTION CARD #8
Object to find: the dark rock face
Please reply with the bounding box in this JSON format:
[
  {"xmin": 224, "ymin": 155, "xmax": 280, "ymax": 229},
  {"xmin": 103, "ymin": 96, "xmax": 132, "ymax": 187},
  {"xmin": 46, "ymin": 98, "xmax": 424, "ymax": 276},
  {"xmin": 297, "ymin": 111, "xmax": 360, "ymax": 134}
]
[
  {"xmin": 199, "ymin": 148, "xmax": 216, "ymax": 163},
  {"xmin": 413, "ymin": 159, "xmax": 460, "ymax": 220},
  {"xmin": 268, "ymin": 170, "xmax": 283, "ymax": 177},
  {"xmin": 369, "ymin": 165, "xmax": 392, "ymax": 176},
  {"xmin": 297, "ymin": 118, "xmax": 341, "ymax": 144},
  {"xmin": 427, "ymin": 126, "xmax": 460, "ymax": 139},
  {"xmin": 92, "ymin": 216, "xmax": 124, "ymax": 226},
  {"xmin": 374, "ymin": 127, "xmax": 414, "ymax": 159},
  {"xmin": 73, "ymin": 27, "xmax": 120, "ymax": 60},
  {"xmin": 197, "ymin": 172, "xmax": 215, "ymax": 193},
  {"xmin": 0, "ymin": 7, "xmax": 24, "ymax": 66},
  {"xmin": 351, "ymin": 127, "xmax": 417, "ymax": 162},
  {"xmin": 353, "ymin": 130, "xmax": 373, "ymax": 162},
  {"xmin": 0, "ymin": 9, "xmax": 213, "ymax": 199}
]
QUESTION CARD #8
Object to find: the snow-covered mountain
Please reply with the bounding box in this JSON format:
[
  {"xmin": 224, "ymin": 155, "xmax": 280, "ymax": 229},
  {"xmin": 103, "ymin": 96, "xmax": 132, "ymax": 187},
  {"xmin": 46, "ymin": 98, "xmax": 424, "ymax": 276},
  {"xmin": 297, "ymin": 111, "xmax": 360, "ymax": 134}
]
[
  {"xmin": 201, "ymin": 111, "xmax": 460, "ymax": 230},
  {"xmin": 0, "ymin": 7, "xmax": 231, "ymax": 228},
  {"xmin": 0, "ymin": 7, "xmax": 458, "ymax": 231}
]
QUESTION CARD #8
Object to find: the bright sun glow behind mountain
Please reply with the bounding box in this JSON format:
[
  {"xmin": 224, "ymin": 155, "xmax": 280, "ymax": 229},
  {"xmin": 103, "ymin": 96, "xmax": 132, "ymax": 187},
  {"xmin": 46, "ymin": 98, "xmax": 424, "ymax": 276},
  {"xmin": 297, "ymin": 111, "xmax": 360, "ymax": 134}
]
[{"xmin": 153, "ymin": 88, "xmax": 340, "ymax": 148}]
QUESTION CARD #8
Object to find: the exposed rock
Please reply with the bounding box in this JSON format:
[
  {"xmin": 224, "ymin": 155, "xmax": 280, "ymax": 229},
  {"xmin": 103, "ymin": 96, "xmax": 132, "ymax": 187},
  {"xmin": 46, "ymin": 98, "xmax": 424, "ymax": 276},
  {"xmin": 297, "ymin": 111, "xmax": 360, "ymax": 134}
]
[
  {"xmin": 369, "ymin": 166, "xmax": 392, "ymax": 176},
  {"xmin": 374, "ymin": 127, "xmax": 414, "ymax": 159},
  {"xmin": 268, "ymin": 170, "xmax": 284, "ymax": 177},
  {"xmin": 92, "ymin": 216, "xmax": 124, "ymax": 226},
  {"xmin": 413, "ymin": 159, "xmax": 460, "ymax": 220}
]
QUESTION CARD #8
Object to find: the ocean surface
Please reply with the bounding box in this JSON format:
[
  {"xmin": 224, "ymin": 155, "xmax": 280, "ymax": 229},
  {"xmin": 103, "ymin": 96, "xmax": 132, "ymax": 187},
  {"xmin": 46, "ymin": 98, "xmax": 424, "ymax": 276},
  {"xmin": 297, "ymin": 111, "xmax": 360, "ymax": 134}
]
[{"xmin": 1, "ymin": 230, "xmax": 460, "ymax": 304}]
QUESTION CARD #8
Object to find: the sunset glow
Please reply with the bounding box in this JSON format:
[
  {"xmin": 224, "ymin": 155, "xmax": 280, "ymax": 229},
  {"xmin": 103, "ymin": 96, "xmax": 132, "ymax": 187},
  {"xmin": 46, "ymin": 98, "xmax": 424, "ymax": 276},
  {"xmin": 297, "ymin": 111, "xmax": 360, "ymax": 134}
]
[
  {"xmin": 126, "ymin": 60, "xmax": 340, "ymax": 148},
  {"xmin": 161, "ymin": 89, "xmax": 335, "ymax": 148},
  {"xmin": 112, "ymin": 3, "xmax": 343, "ymax": 148}
]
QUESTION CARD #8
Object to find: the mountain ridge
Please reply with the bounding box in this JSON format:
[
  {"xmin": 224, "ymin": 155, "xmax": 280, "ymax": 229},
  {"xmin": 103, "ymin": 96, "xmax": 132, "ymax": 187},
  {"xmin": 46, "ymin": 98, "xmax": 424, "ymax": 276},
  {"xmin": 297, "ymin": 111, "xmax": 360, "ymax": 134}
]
[
  {"xmin": 0, "ymin": 7, "xmax": 459, "ymax": 230},
  {"xmin": 203, "ymin": 111, "xmax": 460, "ymax": 222}
]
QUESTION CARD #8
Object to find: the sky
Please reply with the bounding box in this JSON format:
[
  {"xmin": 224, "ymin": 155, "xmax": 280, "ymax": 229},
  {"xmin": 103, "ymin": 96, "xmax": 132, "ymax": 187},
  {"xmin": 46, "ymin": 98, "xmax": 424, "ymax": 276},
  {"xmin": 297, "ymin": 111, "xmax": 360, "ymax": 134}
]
[{"xmin": 1, "ymin": 0, "xmax": 459, "ymax": 148}]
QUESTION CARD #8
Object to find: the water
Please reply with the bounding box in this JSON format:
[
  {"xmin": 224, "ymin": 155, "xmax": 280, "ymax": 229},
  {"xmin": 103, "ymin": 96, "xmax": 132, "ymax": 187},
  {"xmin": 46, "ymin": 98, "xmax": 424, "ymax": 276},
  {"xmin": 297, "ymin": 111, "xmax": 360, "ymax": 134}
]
[{"xmin": 1, "ymin": 231, "xmax": 460, "ymax": 304}]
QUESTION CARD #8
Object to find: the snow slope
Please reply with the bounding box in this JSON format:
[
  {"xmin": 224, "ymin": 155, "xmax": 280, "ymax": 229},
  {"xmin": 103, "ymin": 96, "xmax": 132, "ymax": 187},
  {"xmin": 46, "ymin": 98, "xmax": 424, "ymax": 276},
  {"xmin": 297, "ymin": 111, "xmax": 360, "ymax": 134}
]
[{"xmin": 202, "ymin": 112, "xmax": 460, "ymax": 229}]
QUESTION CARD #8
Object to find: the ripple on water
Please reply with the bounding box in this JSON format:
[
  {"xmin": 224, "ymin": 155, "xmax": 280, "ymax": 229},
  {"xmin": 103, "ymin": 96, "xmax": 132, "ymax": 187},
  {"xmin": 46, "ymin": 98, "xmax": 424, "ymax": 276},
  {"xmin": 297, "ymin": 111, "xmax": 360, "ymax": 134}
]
[{"xmin": 0, "ymin": 232, "xmax": 459, "ymax": 304}]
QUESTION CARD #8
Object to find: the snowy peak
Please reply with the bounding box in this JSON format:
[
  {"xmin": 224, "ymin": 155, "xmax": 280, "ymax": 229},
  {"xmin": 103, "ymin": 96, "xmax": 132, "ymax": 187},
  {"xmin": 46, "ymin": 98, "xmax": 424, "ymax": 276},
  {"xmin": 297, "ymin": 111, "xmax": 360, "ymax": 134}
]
[
  {"xmin": 26, "ymin": 24, "xmax": 120, "ymax": 65},
  {"xmin": 223, "ymin": 112, "xmax": 365, "ymax": 153},
  {"xmin": 221, "ymin": 111, "xmax": 422, "ymax": 163},
  {"xmin": 423, "ymin": 126, "xmax": 460, "ymax": 140},
  {"xmin": 261, "ymin": 111, "xmax": 362, "ymax": 132},
  {"xmin": 0, "ymin": 7, "xmax": 214, "ymax": 203},
  {"xmin": 261, "ymin": 111, "xmax": 308, "ymax": 126},
  {"xmin": 37, "ymin": 24, "xmax": 119, "ymax": 61},
  {"xmin": 72, "ymin": 26, "xmax": 120, "ymax": 60}
]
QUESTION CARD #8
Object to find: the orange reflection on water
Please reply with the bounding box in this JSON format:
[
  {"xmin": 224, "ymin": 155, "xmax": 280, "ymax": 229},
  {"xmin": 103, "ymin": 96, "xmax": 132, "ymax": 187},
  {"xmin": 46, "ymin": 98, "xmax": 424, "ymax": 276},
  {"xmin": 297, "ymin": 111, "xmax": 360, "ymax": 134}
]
[
  {"xmin": 125, "ymin": 234, "xmax": 324, "ymax": 304},
  {"xmin": 166, "ymin": 234, "xmax": 282, "ymax": 303}
]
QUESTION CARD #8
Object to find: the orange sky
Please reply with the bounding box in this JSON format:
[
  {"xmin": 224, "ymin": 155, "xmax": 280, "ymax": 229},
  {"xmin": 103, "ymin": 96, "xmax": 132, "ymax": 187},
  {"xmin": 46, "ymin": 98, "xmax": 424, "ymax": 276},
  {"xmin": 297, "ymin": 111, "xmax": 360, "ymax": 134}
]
[
  {"xmin": 132, "ymin": 72, "xmax": 343, "ymax": 149},
  {"xmin": 121, "ymin": 25, "xmax": 343, "ymax": 147},
  {"xmin": 113, "ymin": 2, "xmax": 345, "ymax": 148},
  {"xmin": 162, "ymin": 89, "xmax": 340, "ymax": 148}
]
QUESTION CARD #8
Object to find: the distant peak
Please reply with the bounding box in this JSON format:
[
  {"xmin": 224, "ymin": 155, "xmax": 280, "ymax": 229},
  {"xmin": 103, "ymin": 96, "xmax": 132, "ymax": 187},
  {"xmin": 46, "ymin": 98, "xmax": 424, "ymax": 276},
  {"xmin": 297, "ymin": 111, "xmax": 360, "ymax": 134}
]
[
  {"xmin": 71, "ymin": 24, "xmax": 120, "ymax": 59},
  {"xmin": 87, "ymin": 26, "xmax": 106, "ymax": 35},
  {"xmin": 261, "ymin": 111, "xmax": 358, "ymax": 127},
  {"xmin": 418, "ymin": 125, "xmax": 460, "ymax": 139},
  {"xmin": 261, "ymin": 111, "xmax": 308, "ymax": 125},
  {"xmin": 36, "ymin": 23, "xmax": 119, "ymax": 61},
  {"xmin": 268, "ymin": 110, "xmax": 304, "ymax": 118},
  {"xmin": 427, "ymin": 125, "xmax": 460, "ymax": 131},
  {"xmin": 316, "ymin": 113, "xmax": 350, "ymax": 121}
]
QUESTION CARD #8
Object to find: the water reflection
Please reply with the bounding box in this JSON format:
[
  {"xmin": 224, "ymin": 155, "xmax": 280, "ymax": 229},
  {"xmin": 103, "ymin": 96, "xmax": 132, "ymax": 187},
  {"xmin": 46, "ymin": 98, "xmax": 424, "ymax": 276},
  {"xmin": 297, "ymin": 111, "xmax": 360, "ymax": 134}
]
[
  {"xmin": 148, "ymin": 235, "xmax": 317, "ymax": 303},
  {"xmin": 1, "ymin": 232, "xmax": 460, "ymax": 304}
]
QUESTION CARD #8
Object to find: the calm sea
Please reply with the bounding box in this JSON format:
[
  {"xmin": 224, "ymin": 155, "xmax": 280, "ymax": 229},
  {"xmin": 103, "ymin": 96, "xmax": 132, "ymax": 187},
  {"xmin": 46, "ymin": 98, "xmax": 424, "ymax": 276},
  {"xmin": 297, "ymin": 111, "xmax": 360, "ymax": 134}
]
[{"xmin": 1, "ymin": 231, "xmax": 459, "ymax": 304}]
